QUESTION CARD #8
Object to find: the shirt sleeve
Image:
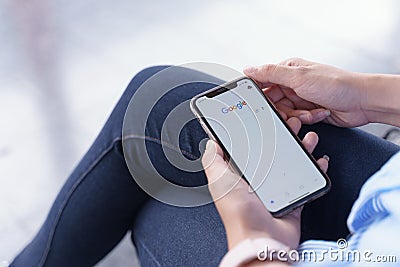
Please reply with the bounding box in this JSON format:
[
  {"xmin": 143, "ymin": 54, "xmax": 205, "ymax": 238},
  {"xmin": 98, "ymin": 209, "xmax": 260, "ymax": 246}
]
[{"xmin": 347, "ymin": 151, "xmax": 400, "ymax": 232}]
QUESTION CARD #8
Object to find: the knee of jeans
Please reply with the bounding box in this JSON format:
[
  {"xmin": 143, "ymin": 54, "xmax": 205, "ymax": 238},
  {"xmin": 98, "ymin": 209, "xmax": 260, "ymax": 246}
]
[
  {"xmin": 135, "ymin": 65, "xmax": 171, "ymax": 79},
  {"xmin": 118, "ymin": 65, "xmax": 171, "ymax": 106},
  {"xmin": 104, "ymin": 65, "xmax": 172, "ymax": 130},
  {"xmin": 128, "ymin": 65, "xmax": 171, "ymax": 90}
]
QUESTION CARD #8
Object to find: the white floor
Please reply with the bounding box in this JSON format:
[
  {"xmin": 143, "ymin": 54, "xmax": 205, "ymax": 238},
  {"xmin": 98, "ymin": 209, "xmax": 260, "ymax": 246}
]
[{"xmin": 1, "ymin": 1, "xmax": 400, "ymax": 266}]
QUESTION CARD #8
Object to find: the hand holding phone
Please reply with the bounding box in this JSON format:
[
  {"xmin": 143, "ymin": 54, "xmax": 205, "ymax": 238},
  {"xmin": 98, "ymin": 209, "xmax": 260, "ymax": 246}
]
[
  {"xmin": 201, "ymin": 117, "xmax": 329, "ymax": 250},
  {"xmin": 191, "ymin": 77, "xmax": 330, "ymax": 217}
]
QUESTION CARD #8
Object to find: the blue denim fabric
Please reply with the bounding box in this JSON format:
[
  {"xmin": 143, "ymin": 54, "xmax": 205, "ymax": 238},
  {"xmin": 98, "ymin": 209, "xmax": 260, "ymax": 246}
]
[{"xmin": 11, "ymin": 66, "xmax": 400, "ymax": 267}]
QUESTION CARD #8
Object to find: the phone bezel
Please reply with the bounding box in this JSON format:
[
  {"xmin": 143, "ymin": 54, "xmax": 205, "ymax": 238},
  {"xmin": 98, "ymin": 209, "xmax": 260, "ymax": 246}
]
[{"xmin": 190, "ymin": 76, "xmax": 331, "ymax": 217}]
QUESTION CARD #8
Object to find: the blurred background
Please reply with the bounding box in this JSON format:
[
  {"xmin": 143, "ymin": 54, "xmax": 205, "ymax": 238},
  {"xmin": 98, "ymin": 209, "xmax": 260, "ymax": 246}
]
[{"xmin": 1, "ymin": 0, "xmax": 399, "ymax": 266}]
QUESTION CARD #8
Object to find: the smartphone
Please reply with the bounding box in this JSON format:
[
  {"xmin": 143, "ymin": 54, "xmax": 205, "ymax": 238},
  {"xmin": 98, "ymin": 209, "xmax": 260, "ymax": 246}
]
[{"xmin": 190, "ymin": 77, "xmax": 330, "ymax": 217}]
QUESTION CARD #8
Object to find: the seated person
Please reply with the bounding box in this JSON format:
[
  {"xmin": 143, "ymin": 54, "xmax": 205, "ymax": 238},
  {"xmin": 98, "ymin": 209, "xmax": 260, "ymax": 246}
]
[{"xmin": 10, "ymin": 58, "xmax": 400, "ymax": 266}]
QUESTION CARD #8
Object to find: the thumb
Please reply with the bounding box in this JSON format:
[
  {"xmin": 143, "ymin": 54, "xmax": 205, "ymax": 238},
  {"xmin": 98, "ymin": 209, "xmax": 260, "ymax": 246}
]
[
  {"xmin": 244, "ymin": 64, "xmax": 299, "ymax": 88},
  {"xmin": 202, "ymin": 141, "xmax": 244, "ymax": 201},
  {"xmin": 202, "ymin": 140, "xmax": 229, "ymax": 183}
]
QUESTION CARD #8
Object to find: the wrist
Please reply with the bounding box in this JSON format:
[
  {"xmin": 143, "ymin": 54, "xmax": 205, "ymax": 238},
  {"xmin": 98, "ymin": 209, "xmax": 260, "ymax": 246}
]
[
  {"xmin": 224, "ymin": 215, "xmax": 300, "ymax": 250},
  {"xmin": 220, "ymin": 237, "xmax": 293, "ymax": 267},
  {"xmin": 225, "ymin": 227, "xmax": 273, "ymax": 250},
  {"xmin": 360, "ymin": 73, "xmax": 400, "ymax": 126}
]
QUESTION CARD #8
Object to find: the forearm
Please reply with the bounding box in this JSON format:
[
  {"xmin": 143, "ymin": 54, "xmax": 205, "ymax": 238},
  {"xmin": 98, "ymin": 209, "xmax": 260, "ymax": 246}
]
[{"xmin": 359, "ymin": 73, "xmax": 400, "ymax": 127}]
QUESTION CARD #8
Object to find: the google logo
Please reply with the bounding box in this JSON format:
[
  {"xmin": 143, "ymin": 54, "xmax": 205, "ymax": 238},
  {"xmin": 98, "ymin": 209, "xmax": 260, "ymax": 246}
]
[{"xmin": 221, "ymin": 100, "xmax": 247, "ymax": 114}]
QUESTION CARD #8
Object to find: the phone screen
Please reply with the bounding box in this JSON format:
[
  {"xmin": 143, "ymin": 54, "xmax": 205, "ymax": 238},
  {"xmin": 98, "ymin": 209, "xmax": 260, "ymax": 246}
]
[{"xmin": 192, "ymin": 77, "xmax": 330, "ymax": 215}]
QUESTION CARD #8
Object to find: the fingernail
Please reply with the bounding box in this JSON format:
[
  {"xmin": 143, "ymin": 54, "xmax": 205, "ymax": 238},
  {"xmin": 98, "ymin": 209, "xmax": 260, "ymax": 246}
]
[
  {"xmin": 203, "ymin": 141, "xmax": 214, "ymax": 164},
  {"xmin": 205, "ymin": 140, "xmax": 214, "ymax": 151},
  {"xmin": 299, "ymin": 114, "xmax": 309, "ymax": 121},
  {"xmin": 317, "ymin": 110, "xmax": 330, "ymax": 119},
  {"xmin": 323, "ymin": 154, "xmax": 330, "ymax": 162},
  {"xmin": 244, "ymin": 66, "xmax": 256, "ymax": 74}
]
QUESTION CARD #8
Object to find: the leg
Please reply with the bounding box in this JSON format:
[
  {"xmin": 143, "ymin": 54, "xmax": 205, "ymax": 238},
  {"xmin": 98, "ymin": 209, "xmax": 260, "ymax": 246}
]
[
  {"xmin": 132, "ymin": 124, "xmax": 399, "ymax": 267},
  {"xmin": 12, "ymin": 64, "xmax": 400, "ymax": 266},
  {"xmin": 11, "ymin": 66, "xmax": 170, "ymax": 267},
  {"xmin": 133, "ymin": 200, "xmax": 226, "ymax": 267},
  {"xmin": 11, "ymin": 65, "xmax": 225, "ymax": 267}
]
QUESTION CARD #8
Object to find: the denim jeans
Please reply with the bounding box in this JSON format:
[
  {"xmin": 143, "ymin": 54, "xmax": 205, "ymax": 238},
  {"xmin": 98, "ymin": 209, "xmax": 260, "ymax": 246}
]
[{"xmin": 11, "ymin": 66, "xmax": 400, "ymax": 267}]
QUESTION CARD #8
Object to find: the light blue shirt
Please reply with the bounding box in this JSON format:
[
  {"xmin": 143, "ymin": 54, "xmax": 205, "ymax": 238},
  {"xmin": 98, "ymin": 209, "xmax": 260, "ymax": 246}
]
[{"xmin": 295, "ymin": 151, "xmax": 400, "ymax": 266}]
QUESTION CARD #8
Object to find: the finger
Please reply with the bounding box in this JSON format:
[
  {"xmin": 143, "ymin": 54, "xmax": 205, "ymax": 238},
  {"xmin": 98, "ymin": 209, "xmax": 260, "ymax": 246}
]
[
  {"xmin": 244, "ymin": 64, "xmax": 299, "ymax": 88},
  {"xmin": 280, "ymin": 86, "xmax": 317, "ymax": 110},
  {"xmin": 202, "ymin": 140, "xmax": 229, "ymax": 183},
  {"xmin": 302, "ymin": 132, "xmax": 319, "ymax": 153},
  {"xmin": 248, "ymin": 79, "xmax": 266, "ymax": 90},
  {"xmin": 259, "ymin": 81, "xmax": 275, "ymax": 89},
  {"xmin": 274, "ymin": 102, "xmax": 296, "ymax": 124},
  {"xmin": 251, "ymin": 58, "xmax": 312, "ymax": 88},
  {"xmin": 275, "ymin": 103, "xmax": 330, "ymax": 125},
  {"xmin": 276, "ymin": 96, "xmax": 295, "ymax": 109},
  {"xmin": 213, "ymin": 139, "xmax": 224, "ymax": 156},
  {"xmin": 275, "ymin": 102, "xmax": 295, "ymax": 117},
  {"xmin": 201, "ymin": 140, "xmax": 216, "ymax": 168},
  {"xmin": 317, "ymin": 157, "xmax": 329, "ymax": 172},
  {"xmin": 262, "ymin": 85, "xmax": 285, "ymax": 103},
  {"xmin": 286, "ymin": 117, "xmax": 301, "ymax": 135},
  {"xmin": 278, "ymin": 110, "xmax": 288, "ymax": 121},
  {"xmin": 267, "ymin": 98, "xmax": 288, "ymax": 120},
  {"xmin": 202, "ymin": 141, "xmax": 248, "ymax": 201},
  {"xmin": 298, "ymin": 109, "xmax": 331, "ymax": 124},
  {"xmin": 203, "ymin": 142, "xmax": 253, "ymax": 205}
]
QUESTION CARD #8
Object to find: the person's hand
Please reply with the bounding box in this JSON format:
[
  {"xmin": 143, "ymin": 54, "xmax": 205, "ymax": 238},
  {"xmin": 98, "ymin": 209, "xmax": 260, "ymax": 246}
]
[
  {"xmin": 244, "ymin": 58, "xmax": 370, "ymax": 127},
  {"xmin": 202, "ymin": 117, "xmax": 329, "ymax": 251}
]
